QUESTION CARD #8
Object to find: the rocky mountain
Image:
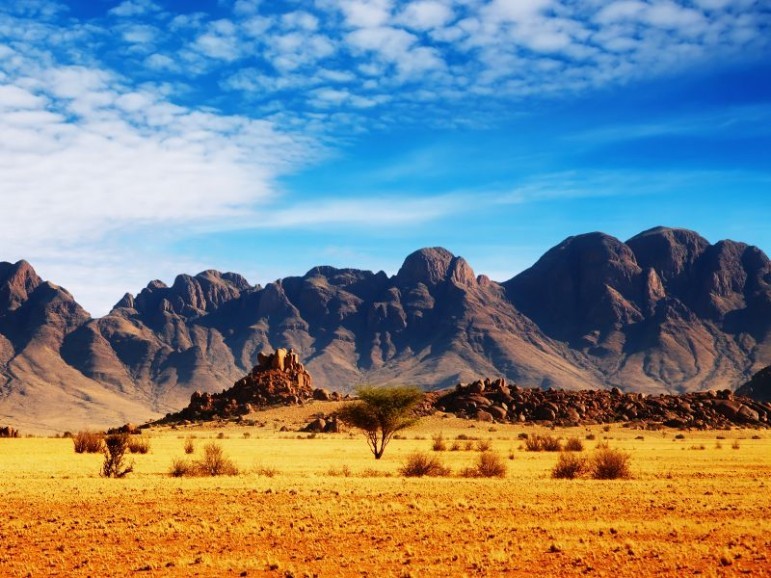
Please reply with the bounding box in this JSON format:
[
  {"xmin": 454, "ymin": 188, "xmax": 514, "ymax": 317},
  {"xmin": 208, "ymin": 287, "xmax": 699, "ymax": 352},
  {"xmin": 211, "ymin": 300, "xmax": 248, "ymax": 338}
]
[
  {"xmin": 736, "ymin": 365, "xmax": 771, "ymax": 402},
  {"xmin": 1, "ymin": 226, "xmax": 769, "ymax": 433}
]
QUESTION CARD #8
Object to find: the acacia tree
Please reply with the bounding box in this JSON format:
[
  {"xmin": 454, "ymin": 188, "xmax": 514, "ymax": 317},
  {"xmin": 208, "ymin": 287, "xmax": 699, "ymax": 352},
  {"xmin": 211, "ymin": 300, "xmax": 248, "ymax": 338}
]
[{"xmin": 337, "ymin": 386, "xmax": 423, "ymax": 459}]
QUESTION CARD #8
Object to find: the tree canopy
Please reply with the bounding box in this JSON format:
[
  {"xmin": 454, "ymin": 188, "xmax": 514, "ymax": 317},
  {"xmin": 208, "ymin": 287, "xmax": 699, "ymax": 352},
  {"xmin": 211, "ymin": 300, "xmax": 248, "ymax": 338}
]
[{"xmin": 337, "ymin": 386, "xmax": 423, "ymax": 459}]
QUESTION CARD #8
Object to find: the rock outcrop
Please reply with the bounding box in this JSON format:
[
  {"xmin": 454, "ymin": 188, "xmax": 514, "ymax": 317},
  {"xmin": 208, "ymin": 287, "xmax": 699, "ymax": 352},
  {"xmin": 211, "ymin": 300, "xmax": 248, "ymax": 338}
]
[
  {"xmin": 159, "ymin": 348, "xmax": 337, "ymax": 422},
  {"xmin": 433, "ymin": 378, "xmax": 771, "ymax": 429}
]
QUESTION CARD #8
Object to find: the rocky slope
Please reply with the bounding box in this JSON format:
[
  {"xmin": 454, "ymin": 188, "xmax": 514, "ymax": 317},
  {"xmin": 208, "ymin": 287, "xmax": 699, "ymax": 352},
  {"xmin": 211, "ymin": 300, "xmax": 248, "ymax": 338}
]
[
  {"xmin": 1, "ymin": 226, "xmax": 769, "ymax": 432},
  {"xmin": 736, "ymin": 365, "xmax": 771, "ymax": 402}
]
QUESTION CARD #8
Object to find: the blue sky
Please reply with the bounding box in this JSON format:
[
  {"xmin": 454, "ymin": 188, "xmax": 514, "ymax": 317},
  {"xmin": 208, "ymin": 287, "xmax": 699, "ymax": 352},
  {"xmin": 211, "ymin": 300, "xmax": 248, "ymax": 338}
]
[{"xmin": 0, "ymin": 0, "xmax": 769, "ymax": 316}]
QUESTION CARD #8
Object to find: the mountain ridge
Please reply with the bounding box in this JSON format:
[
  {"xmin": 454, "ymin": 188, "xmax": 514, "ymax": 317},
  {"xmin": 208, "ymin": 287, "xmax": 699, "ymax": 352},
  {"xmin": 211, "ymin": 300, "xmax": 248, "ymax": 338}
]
[{"xmin": 1, "ymin": 226, "xmax": 769, "ymax": 432}]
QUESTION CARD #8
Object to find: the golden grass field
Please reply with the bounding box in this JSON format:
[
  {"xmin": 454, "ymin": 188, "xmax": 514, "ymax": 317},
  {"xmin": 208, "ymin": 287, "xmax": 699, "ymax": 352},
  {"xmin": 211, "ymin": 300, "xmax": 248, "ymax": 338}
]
[{"xmin": 1, "ymin": 402, "xmax": 770, "ymax": 577}]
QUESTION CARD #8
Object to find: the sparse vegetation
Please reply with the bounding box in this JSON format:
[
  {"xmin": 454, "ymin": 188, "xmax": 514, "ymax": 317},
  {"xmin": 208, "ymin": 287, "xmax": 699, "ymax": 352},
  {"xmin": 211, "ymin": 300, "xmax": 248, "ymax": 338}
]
[
  {"xmin": 398, "ymin": 452, "xmax": 451, "ymax": 477},
  {"xmin": 475, "ymin": 439, "xmax": 492, "ymax": 452},
  {"xmin": 196, "ymin": 442, "xmax": 239, "ymax": 476},
  {"xmin": 552, "ymin": 452, "xmax": 588, "ymax": 479},
  {"xmin": 590, "ymin": 448, "xmax": 631, "ymax": 480},
  {"xmin": 564, "ymin": 437, "xmax": 584, "ymax": 452},
  {"xmin": 183, "ymin": 437, "xmax": 195, "ymax": 454},
  {"xmin": 525, "ymin": 434, "xmax": 562, "ymax": 452},
  {"xmin": 336, "ymin": 386, "xmax": 423, "ymax": 459},
  {"xmin": 461, "ymin": 451, "xmax": 507, "ymax": 478},
  {"xmin": 101, "ymin": 434, "xmax": 134, "ymax": 478},
  {"xmin": 73, "ymin": 430, "xmax": 104, "ymax": 454},
  {"xmin": 431, "ymin": 433, "xmax": 447, "ymax": 451},
  {"xmin": 127, "ymin": 436, "xmax": 150, "ymax": 454}
]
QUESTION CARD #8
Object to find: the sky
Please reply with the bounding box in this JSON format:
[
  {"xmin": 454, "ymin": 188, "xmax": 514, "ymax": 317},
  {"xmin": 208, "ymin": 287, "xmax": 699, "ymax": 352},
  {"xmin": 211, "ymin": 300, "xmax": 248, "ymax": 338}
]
[{"xmin": 0, "ymin": 0, "xmax": 769, "ymax": 317}]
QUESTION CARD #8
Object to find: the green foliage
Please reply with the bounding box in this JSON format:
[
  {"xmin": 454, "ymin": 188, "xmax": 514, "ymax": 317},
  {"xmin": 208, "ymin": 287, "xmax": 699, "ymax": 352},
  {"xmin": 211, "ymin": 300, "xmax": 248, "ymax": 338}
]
[{"xmin": 336, "ymin": 386, "xmax": 423, "ymax": 459}]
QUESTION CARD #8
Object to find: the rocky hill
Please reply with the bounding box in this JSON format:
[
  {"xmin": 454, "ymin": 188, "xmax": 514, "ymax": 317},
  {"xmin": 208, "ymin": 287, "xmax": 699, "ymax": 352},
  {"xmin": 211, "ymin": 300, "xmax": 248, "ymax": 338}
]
[{"xmin": 1, "ymin": 226, "xmax": 769, "ymax": 432}]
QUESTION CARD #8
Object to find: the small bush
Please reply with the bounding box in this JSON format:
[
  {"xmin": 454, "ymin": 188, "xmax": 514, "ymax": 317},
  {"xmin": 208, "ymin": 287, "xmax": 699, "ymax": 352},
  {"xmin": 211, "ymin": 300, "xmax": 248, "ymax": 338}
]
[
  {"xmin": 461, "ymin": 451, "xmax": 507, "ymax": 478},
  {"xmin": 73, "ymin": 431, "xmax": 104, "ymax": 454},
  {"xmin": 431, "ymin": 433, "xmax": 447, "ymax": 452},
  {"xmin": 731, "ymin": 440, "xmax": 741, "ymax": 450},
  {"xmin": 552, "ymin": 452, "xmax": 588, "ymax": 479},
  {"xmin": 101, "ymin": 434, "xmax": 134, "ymax": 478},
  {"xmin": 127, "ymin": 436, "xmax": 150, "ymax": 454},
  {"xmin": 196, "ymin": 443, "xmax": 239, "ymax": 476},
  {"xmin": 476, "ymin": 439, "xmax": 492, "ymax": 452},
  {"xmin": 525, "ymin": 435, "xmax": 562, "ymax": 452},
  {"xmin": 517, "ymin": 432, "xmax": 529, "ymax": 440},
  {"xmin": 183, "ymin": 437, "xmax": 195, "ymax": 454},
  {"xmin": 564, "ymin": 437, "xmax": 584, "ymax": 452},
  {"xmin": 524, "ymin": 436, "xmax": 542, "ymax": 451},
  {"xmin": 169, "ymin": 458, "xmax": 193, "ymax": 477},
  {"xmin": 399, "ymin": 452, "xmax": 451, "ymax": 477},
  {"xmin": 590, "ymin": 448, "xmax": 631, "ymax": 480},
  {"xmin": 254, "ymin": 466, "xmax": 279, "ymax": 478},
  {"xmin": 464, "ymin": 441, "xmax": 474, "ymax": 451},
  {"xmin": 585, "ymin": 433, "xmax": 596, "ymax": 441},
  {"xmin": 450, "ymin": 441, "xmax": 461, "ymax": 451},
  {"xmin": 674, "ymin": 433, "xmax": 686, "ymax": 440}
]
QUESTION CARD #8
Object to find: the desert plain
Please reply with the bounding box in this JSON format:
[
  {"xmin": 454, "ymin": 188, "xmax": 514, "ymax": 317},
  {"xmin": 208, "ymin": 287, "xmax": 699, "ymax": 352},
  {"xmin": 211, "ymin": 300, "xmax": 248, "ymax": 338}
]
[{"xmin": 1, "ymin": 403, "xmax": 769, "ymax": 578}]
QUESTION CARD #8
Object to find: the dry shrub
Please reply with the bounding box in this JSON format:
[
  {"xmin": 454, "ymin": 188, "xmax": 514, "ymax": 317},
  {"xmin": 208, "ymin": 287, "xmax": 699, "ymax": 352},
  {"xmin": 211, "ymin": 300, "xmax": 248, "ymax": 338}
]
[
  {"xmin": 73, "ymin": 431, "xmax": 104, "ymax": 454},
  {"xmin": 183, "ymin": 437, "xmax": 195, "ymax": 454},
  {"xmin": 590, "ymin": 448, "xmax": 631, "ymax": 480},
  {"xmin": 525, "ymin": 435, "xmax": 562, "ymax": 452},
  {"xmin": 254, "ymin": 466, "xmax": 279, "ymax": 478},
  {"xmin": 450, "ymin": 441, "xmax": 461, "ymax": 451},
  {"xmin": 197, "ymin": 442, "xmax": 238, "ymax": 476},
  {"xmin": 731, "ymin": 440, "xmax": 741, "ymax": 450},
  {"xmin": 476, "ymin": 439, "xmax": 492, "ymax": 452},
  {"xmin": 431, "ymin": 433, "xmax": 447, "ymax": 452},
  {"xmin": 101, "ymin": 434, "xmax": 134, "ymax": 478},
  {"xmin": 169, "ymin": 458, "xmax": 193, "ymax": 477},
  {"xmin": 461, "ymin": 451, "xmax": 507, "ymax": 478},
  {"xmin": 127, "ymin": 436, "xmax": 150, "ymax": 454},
  {"xmin": 564, "ymin": 437, "xmax": 584, "ymax": 452},
  {"xmin": 399, "ymin": 452, "xmax": 451, "ymax": 477},
  {"xmin": 552, "ymin": 452, "xmax": 588, "ymax": 479}
]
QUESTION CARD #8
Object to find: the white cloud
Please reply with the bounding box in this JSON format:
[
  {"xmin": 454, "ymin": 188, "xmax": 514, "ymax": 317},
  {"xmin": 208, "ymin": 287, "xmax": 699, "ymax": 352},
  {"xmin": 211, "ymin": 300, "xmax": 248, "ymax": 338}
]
[{"xmin": 397, "ymin": 1, "xmax": 455, "ymax": 31}]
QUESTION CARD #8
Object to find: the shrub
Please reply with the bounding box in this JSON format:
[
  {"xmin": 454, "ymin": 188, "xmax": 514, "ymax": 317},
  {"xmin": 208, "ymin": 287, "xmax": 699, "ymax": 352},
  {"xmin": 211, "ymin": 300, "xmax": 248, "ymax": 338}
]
[
  {"xmin": 552, "ymin": 452, "xmax": 588, "ymax": 479},
  {"xmin": 731, "ymin": 440, "xmax": 741, "ymax": 450},
  {"xmin": 564, "ymin": 437, "xmax": 584, "ymax": 452},
  {"xmin": 461, "ymin": 451, "xmax": 507, "ymax": 478},
  {"xmin": 399, "ymin": 452, "xmax": 451, "ymax": 477},
  {"xmin": 169, "ymin": 458, "xmax": 193, "ymax": 477},
  {"xmin": 525, "ymin": 435, "xmax": 562, "ymax": 452},
  {"xmin": 254, "ymin": 466, "xmax": 279, "ymax": 478},
  {"xmin": 431, "ymin": 433, "xmax": 447, "ymax": 452},
  {"xmin": 674, "ymin": 433, "xmax": 686, "ymax": 440},
  {"xmin": 183, "ymin": 437, "xmax": 195, "ymax": 454},
  {"xmin": 541, "ymin": 435, "xmax": 562, "ymax": 452},
  {"xmin": 197, "ymin": 442, "xmax": 239, "ymax": 476},
  {"xmin": 525, "ymin": 436, "xmax": 542, "ymax": 451},
  {"xmin": 476, "ymin": 439, "xmax": 492, "ymax": 452},
  {"xmin": 101, "ymin": 434, "xmax": 134, "ymax": 478},
  {"xmin": 590, "ymin": 448, "xmax": 631, "ymax": 480},
  {"xmin": 127, "ymin": 436, "xmax": 150, "ymax": 454},
  {"xmin": 450, "ymin": 441, "xmax": 461, "ymax": 451},
  {"xmin": 73, "ymin": 431, "xmax": 104, "ymax": 454},
  {"xmin": 585, "ymin": 433, "xmax": 596, "ymax": 441}
]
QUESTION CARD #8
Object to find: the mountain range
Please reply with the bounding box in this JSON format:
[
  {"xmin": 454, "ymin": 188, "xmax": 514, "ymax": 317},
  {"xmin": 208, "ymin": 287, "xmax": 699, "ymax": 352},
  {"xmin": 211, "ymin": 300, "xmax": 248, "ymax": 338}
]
[{"xmin": 1, "ymin": 226, "xmax": 769, "ymax": 433}]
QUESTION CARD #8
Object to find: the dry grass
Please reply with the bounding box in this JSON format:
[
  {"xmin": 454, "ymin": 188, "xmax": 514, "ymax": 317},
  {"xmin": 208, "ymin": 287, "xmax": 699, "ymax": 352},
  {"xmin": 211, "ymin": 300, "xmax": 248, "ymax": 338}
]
[{"xmin": 0, "ymin": 413, "xmax": 769, "ymax": 577}]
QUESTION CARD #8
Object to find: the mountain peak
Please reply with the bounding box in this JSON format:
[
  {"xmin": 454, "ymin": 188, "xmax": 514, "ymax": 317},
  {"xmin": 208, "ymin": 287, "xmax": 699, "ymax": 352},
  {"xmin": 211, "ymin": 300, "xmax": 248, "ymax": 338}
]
[
  {"xmin": 396, "ymin": 247, "xmax": 474, "ymax": 287},
  {"xmin": 0, "ymin": 259, "xmax": 43, "ymax": 311}
]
